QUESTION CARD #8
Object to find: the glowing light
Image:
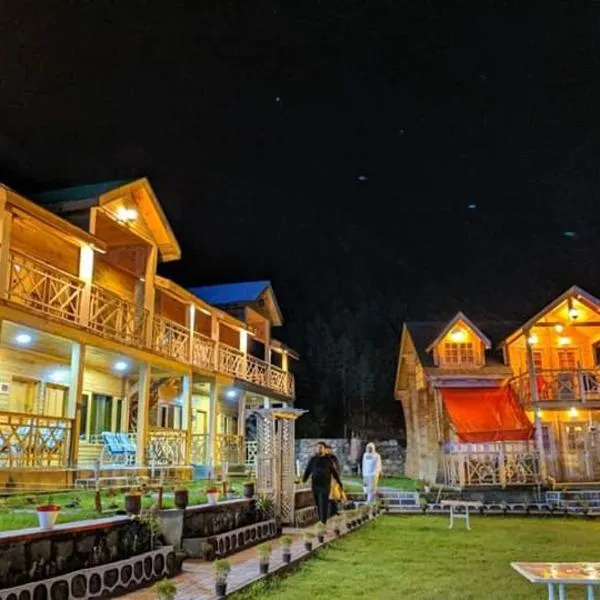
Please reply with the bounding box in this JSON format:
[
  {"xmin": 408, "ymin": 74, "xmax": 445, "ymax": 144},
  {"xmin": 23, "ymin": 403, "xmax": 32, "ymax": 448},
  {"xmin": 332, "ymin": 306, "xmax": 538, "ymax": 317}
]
[
  {"xmin": 116, "ymin": 206, "xmax": 138, "ymax": 222},
  {"xmin": 226, "ymin": 389, "xmax": 237, "ymax": 399},
  {"xmin": 558, "ymin": 336, "xmax": 571, "ymax": 346},
  {"xmin": 568, "ymin": 307, "xmax": 579, "ymax": 321},
  {"xmin": 14, "ymin": 333, "xmax": 32, "ymax": 345},
  {"xmin": 450, "ymin": 329, "xmax": 466, "ymax": 343},
  {"xmin": 49, "ymin": 369, "xmax": 68, "ymax": 383},
  {"xmin": 114, "ymin": 361, "xmax": 128, "ymax": 372},
  {"xmin": 569, "ymin": 407, "xmax": 578, "ymax": 418},
  {"xmin": 527, "ymin": 334, "xmax": 538, "ymax": 346},
  {"xmin": 554, "ymin": 324, "xmax": 564, "ymax": 333},
  {"xmin": 536, "ymin": 409, "xmax": 543, "ymax": 418}
]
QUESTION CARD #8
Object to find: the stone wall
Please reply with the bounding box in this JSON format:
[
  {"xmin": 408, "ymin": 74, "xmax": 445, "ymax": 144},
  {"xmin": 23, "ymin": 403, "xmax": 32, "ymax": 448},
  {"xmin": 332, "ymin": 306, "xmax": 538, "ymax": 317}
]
[{"xmin": 296, "ymin": 438, "xmax": 406, "ymax": 476}]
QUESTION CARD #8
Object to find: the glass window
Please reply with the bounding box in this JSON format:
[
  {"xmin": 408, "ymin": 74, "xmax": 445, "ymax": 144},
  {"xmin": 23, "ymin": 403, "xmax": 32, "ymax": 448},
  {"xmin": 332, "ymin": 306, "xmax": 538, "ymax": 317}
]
[
  {"xmin": 558, "ymin": 349, "xmax": 577, "ymax": 370},
  {"xmin": 443, "ymin": 342, "xmax": 475, "ymax": 366}
]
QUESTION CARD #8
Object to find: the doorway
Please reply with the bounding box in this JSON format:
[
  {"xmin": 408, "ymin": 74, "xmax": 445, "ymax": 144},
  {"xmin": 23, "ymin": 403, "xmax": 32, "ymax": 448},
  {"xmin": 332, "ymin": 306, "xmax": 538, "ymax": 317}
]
[{"xmin": 561, "ymin": 422, "xmax": 588, "ymax": 481}]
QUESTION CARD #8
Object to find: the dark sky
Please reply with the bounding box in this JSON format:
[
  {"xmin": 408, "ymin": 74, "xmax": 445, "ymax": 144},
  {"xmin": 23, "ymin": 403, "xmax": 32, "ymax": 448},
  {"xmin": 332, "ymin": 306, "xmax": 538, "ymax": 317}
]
[{"xmin": 2, "ymin": 2, "xmax": 600, "ymax": 412}]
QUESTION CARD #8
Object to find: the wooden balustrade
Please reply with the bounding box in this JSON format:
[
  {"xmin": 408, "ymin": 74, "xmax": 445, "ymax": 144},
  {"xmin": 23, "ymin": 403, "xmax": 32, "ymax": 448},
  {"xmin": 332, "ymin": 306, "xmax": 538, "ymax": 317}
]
[
  {"xmin": 147, "ymin": 427, "xmax": 187, "ymax": 466},
  {"xmin": 152, "ymin": 316, "xmax": 190, "ymax": 363},
  {"xmin": 192, "ymin": 334, "xmax": 215, "ymax": 371}
]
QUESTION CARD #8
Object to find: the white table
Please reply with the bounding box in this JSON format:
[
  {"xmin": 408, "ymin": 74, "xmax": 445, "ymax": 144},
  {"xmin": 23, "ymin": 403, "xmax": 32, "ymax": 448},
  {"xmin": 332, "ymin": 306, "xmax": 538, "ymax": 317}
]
[
  {"xmin": 512, "ymin": 562, "xmax": 600, "ymax": 599},
  {"xmin": 441, "ymin": 500, "xmax": 482, "ymax": 530}
]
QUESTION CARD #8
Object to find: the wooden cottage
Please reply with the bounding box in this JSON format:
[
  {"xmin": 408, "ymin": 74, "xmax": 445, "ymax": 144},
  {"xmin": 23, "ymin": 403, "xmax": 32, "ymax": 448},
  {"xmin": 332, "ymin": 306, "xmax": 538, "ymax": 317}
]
[
  {"xmin": 0, "ymin": 179, "xmax": 297, "ymax": 488},
  {"xmin": 395, "ymin": 287, "xmax": 600, "ymax": 488}
]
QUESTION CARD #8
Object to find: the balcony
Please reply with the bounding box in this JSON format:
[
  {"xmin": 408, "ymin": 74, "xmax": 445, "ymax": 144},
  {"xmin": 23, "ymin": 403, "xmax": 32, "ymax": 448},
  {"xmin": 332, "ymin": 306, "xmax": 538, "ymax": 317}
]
[
  {"xmin": 192, "ymin": 334, "xmax": 215, "ymax": 371},
  {"xmin": 89, "ymin": 284, "xmax": 147, "ymax": 347},
  {"xmin": 152, "ymin": 315, "xmax": 190, "ymax": 363},
  {"xmin": 510, "ymin": 369, "xmax": 600, "ymax": 407}
]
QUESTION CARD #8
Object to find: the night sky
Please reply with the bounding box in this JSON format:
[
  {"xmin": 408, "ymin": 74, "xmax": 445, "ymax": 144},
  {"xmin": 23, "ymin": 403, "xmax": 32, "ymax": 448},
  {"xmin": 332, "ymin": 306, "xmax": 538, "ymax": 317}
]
[{"xmin": 2, "ymin": 2, "xmax": 600, "ymax": 433}]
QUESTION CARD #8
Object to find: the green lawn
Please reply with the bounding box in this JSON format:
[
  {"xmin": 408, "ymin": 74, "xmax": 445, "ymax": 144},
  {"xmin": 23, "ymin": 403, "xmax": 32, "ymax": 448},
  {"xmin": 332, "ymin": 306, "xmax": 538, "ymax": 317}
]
[{"xmin": 233, "ymin": 516, "xmax": 600, "ymax": 599}]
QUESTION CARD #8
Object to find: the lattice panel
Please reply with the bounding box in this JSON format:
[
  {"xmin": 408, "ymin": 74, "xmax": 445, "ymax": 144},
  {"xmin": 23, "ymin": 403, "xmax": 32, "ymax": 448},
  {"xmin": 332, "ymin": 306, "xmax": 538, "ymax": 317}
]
[
  {"xmin": 256, "ymin": 415, "xmax": 275, "ymax": 498},
  {"xmin": 280, "ymin": 419, "xmax": 296, "ymax": 523}
]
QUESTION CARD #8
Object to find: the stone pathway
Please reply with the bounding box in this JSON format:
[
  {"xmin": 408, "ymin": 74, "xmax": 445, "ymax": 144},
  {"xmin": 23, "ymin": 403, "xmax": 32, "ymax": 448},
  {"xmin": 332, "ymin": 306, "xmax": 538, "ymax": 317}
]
[{"xmin": 120, "ymin": 527, "xmax": 331, "ymax": 600}]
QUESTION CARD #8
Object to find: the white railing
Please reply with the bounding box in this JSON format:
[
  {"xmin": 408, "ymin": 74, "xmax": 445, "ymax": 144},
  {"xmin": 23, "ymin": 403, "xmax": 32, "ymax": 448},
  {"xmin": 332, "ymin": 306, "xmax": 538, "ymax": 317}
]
[
  {"xmin": 215, "ymin": 433, "xmax": 243, "ymax": 465},
  {"xmin": 190, "ymin": 433, "xmax": 209, "ymax": 464},
  {"xmin": 147, "ymin": 428, "xmax": 187, "ymax": 466},
  {"xmin": 152, "ymin": 316, "xmax": 190, "ymax": 363},
  {"xmin": 89, "ymin": 284, "xmax": 147, "ymax": 347},
  {"xmin": 218, "ymin": 344, "xmax": 244, "ymax": 378},
  {"xmin": 0, "ymin": 411, "xmax": 73, "ymax": 468},
  {"xmin": 245, "ymin": 439, "xmax": 258, "ymax": 468},
  {"xmin": 443, "ymin": 442, "xmax": 540, "ymax": 487},
  {"xmin": 510, "ymin": 369, "xmax": 600, "ymax": 406},
  {"xmin": 7, "ymin": 251, "xmax": 83, "ymax": 324},
  {"xmin": 192, "ymin": 334, "xmax": 215, "ymax": 371}
]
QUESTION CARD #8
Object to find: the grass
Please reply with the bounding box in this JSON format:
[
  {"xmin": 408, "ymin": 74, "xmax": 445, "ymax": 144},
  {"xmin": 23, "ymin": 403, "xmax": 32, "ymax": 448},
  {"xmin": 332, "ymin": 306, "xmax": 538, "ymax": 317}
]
[
  {"xmin": 233, "ymin": 516, "xmax": 600, "ymax": 599},
  {"xmin": 342, "ymin": 476, "xmax": 419, "ymax": 492},
  {"xmin": 0, "ymin": 480, "xmax": 243, "ymax": 531}
]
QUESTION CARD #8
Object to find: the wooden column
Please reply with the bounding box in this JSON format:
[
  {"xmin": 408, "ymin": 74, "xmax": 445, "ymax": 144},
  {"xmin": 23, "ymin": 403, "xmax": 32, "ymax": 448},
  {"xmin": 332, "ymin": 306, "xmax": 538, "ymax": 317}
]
[
  {"xmin": 282, "ymin": 351, "xmax": 289, "ymax": 372},
  {"xmin": 78, "ymin": 245, "xmax": 94, "ymax": 326},
  {"xmin": 68, "ymin": 343, "xmax": 86, "ymax": 468},
  {"xmin": 144, "ymin": 246, "xmax": 158, "ymax": 348},
  {"xmin": 211, "ymin": 315, "xmax": 220, "ymax": 370},
  {"xmin": 0, "ymin": 200, "xmax": 13, "ymax": 300},
  {"xmin": 237, "ymin": 391, "xmax": 246, "ymax": 437},
  {"xmin": 208, "ymin": 382, "xmax": 218, "ymax": 470},
  {"xmin": 182, "ymin": 373, "xmax": 193, "ymax": 464},
  {"xmin": 239, "ymin": 330, "xmax": 248, "ymax": 378},
  {"xmin": 188, "ymin": 304, "xmax": 196, "ymax": 365},
  {"xmin": 525, "ymin": 330, "xmax": 547, "ymax": 481},
  {"xmin": 136, "ymin": 362, "xmax": 151, "ymax": 466}
]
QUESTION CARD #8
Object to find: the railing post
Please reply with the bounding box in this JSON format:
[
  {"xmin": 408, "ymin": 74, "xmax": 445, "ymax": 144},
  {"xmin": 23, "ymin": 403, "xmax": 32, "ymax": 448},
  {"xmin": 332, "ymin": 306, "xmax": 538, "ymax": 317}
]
[
  {"xmin": 239, "ymin": 330, "xmax": 248, "ymax": 379},
  {"xmin": 499, "ymin": 444, "xmax": 506, "ymax": 488},
  {"xmin": 143, "ymin": 246, "xmax": 158, "ymax": 348}
]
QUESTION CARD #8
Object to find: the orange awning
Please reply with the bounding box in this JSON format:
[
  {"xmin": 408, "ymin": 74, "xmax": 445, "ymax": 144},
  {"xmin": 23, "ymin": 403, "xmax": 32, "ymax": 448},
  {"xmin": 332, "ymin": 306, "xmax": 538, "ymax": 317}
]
[{"xmin": 441, "ymin": 387, "xmax": 533, "ymax": 443}]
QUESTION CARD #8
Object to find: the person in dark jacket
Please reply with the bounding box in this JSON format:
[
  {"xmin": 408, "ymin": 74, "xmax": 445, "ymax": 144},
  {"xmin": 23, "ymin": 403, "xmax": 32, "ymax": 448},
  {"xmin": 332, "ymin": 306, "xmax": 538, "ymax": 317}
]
[{"xmin": 303, "ymin": 441, "xmax": 343, "ymax": 524}]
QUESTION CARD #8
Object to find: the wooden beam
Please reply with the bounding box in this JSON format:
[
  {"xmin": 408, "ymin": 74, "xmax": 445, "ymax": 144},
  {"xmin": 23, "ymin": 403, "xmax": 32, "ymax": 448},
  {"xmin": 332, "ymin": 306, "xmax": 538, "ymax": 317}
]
[
  {"xmin": 143, "ymin": 245, "xmax": 158, "ymax": 348},
  {"xmin": 136, "ymin": 362, "xmax": 151, "ymax": 466},
  {"xmin": 68, "ymin": 343, "xmax": 86, "ymax": 467}
]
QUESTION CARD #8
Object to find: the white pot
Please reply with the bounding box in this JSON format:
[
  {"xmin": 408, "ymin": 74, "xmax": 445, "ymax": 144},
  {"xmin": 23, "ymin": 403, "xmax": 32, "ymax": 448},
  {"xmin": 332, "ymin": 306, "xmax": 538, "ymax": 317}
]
[
  {"xmin": 37, "ymin": 509, "xmax": 60, "ymax": 529},
  {"xmin": 207, "ymin": 493, "xmax": 219, "ymax": 505}
]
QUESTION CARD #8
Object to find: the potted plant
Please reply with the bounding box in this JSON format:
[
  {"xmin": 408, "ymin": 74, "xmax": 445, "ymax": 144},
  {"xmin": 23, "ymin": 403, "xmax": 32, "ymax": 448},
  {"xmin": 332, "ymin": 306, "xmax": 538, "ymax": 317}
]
[
  {"xmin": 153, "ymin": 579, "xmax": 177, "ymax": 600},
  {"xmin": 256, "ymin": 495, "xmax": 274, "ymax": 520},
  {"xmin": 243, "ymin": 480, "xmax": 255, "ymax": 499},
  {"xmin": 201, "ymin": 541, "xmax": 214, "ymax": 561},
  {"xmin": 174, "ymin": 486, "xmax": 189, "ymax": 510},
  {"xmin": 315, "ymin": 522, "xmax": 326, "ymax": 543},
  {"xmin": 257, "ymin": 542, "xmax": 272, "ymax": 575},
  {"xmin": 331, "ymin": 516, "xmax": 341, "ymax": 536},
  {"xmin": 214, "ymin": 559, "xmax": 231, "ymax": 598},
  {"xmin": 280, "ymin": 536, "xmax": 293, "ymax": 563},
  {"xmin": 125, "ymin": 489, "xmax": 142, "ymax": 515},
  {"xmin": 36, "ymin": 499, "xmax": 61, "ymax": 530},
  {"xmin": 206, "ymin": 486, "xmax": 220, "ymax": 506},
  {"xmin": 303, "ymin": 531, "xmax": 315, "ymax": 552}
]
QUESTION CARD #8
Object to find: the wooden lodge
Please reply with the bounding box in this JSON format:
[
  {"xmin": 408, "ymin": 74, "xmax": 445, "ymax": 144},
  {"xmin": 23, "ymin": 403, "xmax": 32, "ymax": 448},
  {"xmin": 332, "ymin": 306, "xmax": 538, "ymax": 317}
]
[
  {"xmin": 395, "ymin": 287, "xmax": 600, "ymax": 488},
  {"xmin": 0, "ymin": 178, "xmax": 297, "ymax": 488}
]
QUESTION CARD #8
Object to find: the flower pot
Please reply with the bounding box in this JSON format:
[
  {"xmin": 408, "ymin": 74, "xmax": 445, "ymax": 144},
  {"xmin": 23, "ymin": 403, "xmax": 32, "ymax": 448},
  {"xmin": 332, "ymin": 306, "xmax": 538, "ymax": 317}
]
[
  {"xmin": 259, "ymin": 561, "xmax": 269, "ymax": 575},
  {"xmin": 243, "ymin": 482, "xmax": 255, "ymax": 499},
  {"xmin": 37, "ymin": 507, "xmax": 60, "ymax": 529},
  {"xmin": 174, "ymin": 489, "xmax": 189, "ymax": 510},
  {"xmin": 215, "ymin": 581, "xmax": 227, "ymax": 598},
  {"xmin": 304, "ymin": 542, "xmax": 312, "ymax": 552},
  {"xmin": 125, "ymin": 494, "xmax": 142, "ymax": 515},
  {"xmin": 282, "ymin": 550, "xmax": 291, "ymax": 564},
  {"xmin": 207, "ymin": 492, "xmax": 219, "ymax": 505},
  {"xmin": 317, "ymin": 534, "xmax": 324, "ymax": 544}
]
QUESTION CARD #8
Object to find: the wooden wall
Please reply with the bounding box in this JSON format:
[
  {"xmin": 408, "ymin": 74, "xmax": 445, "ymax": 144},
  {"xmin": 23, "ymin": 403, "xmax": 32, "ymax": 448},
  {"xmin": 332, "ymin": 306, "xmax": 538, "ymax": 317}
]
[
  {"xmin": 219, "ymin": 323, "xmax": 240, "ymax": 349},
  {"xmin": 11, "ymin": 215, "xmax": 79, "ymax": 275},
  {"xmin": 93, "ymin": 257, "xmax": 137, "ymax": 302},
  {"xmin": 156, "ymin": 291, "xmax": 187, "ymax": 325},
  {"xmin": 195, "ymin": 311, "xmax": 212, "ymax": 337}
]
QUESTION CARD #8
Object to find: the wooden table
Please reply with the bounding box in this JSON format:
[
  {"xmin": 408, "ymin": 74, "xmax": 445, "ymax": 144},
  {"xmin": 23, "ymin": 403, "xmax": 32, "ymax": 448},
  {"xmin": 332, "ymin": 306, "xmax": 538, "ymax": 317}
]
[
  {"xmin": 512, "ymin": 562, "xmax": 600, "ymax": 599},
  {"xmin": 441, "ymin": 500, "xmax": 482, "ymax": 530}
]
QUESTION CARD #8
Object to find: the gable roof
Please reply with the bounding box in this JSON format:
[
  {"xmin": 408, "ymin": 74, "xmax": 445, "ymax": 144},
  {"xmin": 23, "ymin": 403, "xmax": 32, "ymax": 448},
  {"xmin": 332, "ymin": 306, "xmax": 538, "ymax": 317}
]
[
  {"xmin": 32, "ymin": 180, "xmax": 134, "ymax": 205},
  {"xmin": 425, "ymin": 311, "xmax": 492, "ymax": 353}
]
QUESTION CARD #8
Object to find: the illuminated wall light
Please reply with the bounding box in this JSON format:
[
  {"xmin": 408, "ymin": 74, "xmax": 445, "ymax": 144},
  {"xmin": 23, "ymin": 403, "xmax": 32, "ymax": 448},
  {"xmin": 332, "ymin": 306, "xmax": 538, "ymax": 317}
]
[
  {"xmin": 527, "ymin": 334, "xmax": 538, "ymax": 346},
  {"xmin": 114, "ymin": 361, "xmax": 129, "ymax": 372},
  {"xmin": 554, "ymin": 324, "xmax": 564, "ymax": 333},
  {"xmin": 450, "ymin": 329, "xmax": 466, "ymax": 342},
  {"xmin": 568, "ymin": 307, "xmax": 579, "ymax": 321},
  {"xmin": 49, "ymin": 369, "xmax": 68, "ymax": 383},
  {"xmin": 569, "ymin": 407, "xmax": 578, "ymax": 418},
  {"xmin": 536, "ymin": 409, "xmax": 543, "ymax": 418},
  {"xmin": 116, "ymin": 206, "xmax": 138, "ymax": 222},
  {"xmin": 226, "ymin": 389, "xmax": 237, "ymax": 399},
  {"xmin": 558, "ymin": 336, "xmax": 571, "ymax": 346},
  {"xmin": 14, "ymin": 333, "xmax": 32, "ymax": 345}
]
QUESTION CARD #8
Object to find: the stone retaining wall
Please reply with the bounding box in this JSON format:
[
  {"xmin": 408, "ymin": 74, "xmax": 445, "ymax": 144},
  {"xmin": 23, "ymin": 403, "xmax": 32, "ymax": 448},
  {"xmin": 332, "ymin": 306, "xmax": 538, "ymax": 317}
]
[{"xmin": 296, "ymin": 438, "xmax": 406, "ymax": 476}]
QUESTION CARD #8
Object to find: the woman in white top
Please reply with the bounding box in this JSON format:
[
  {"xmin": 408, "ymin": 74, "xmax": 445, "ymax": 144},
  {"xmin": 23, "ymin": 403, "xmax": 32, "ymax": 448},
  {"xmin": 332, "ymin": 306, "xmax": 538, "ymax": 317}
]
[{"xmin": 362, "ymin": 442, "xmax": 382, "ymax": 505}]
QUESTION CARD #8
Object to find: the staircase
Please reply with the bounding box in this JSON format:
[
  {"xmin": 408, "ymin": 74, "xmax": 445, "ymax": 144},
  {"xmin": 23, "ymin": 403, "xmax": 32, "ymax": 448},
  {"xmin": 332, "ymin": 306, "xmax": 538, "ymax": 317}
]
[{"xmin": 378, "ymin": 489, "xmax": 421, "ymax": 513}]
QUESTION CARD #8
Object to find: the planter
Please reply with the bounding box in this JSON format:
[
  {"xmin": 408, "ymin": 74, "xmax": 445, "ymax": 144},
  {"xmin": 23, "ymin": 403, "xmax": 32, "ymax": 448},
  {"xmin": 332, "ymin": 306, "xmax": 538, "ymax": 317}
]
[
  {"xmin": 207, "ymin": 492, "xmax": 219, "ymax": 505},
  {"xmin": 317, "ymin": 534, "xmax": 325, "ymax": 544},
  {"xmin": 36, "ymin": 506, "xmax": 60, "ymax": 529},
  {"xmin": 282, "ymin": 550, "xmax": 291, "ymax": 564},
  {"xmin": 215, "ymin": 581, "xmax": 227, "ymax": 598},
  {"xmin": 259, "ymin": 561, "xmax": 269, "ymax": 575},
  {"xmin": 174, "ymin": 489, "xmax": 189, "ymax": 510},
  {"xmin": 125, "ymin": 494, "xmax": 142, "ymax": 515},
  {"xmin": 304, "ymin": 541, "xmax": 313, "ymax": 552},
  {"xmin": 243, "ymin": 482, "xmax": 255, "ymax": 499}
]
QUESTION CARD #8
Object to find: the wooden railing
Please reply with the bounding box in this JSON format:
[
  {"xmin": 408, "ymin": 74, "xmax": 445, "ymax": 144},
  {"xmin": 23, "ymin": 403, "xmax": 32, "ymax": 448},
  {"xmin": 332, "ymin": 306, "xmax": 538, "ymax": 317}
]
[
  {"xmin": 7, "ymin": 251, "xmax": 83, "ymax": 324},
  {"xmin": 192, "ymin": 334, "xmax": 215, "ymax": 371},
  {"xmin": 89, "ymin": 285, "xmax": 147, "ymax": 347},
  {"xmin": 215, "ymin": 433, "xmax": 244, "ymax": 465},
  {"xmin": 152, "ymin": 316, "xmax": 190, "ymax": 363},
  {"xmin": 218, "ymin": 344, "xmax": 245, "ymax": 378},
  {"xmin": 268, "ymin": 364, "xmax": 295, "ymax": 397},
  {"xmin": 190, "ymin": 433, "xmax": 209, "ymax": 464},
  {"xmin": 147, "ymin": 428, "xmax": 187, "ymax": 466},
  {"xmin": 247, "ymin": 355, "xmax": 268, "ymax": 387},
  {"xmin": 443, "ymin": 441, "xmax": 540, "ymax": 487},
  {"xmin": 0, "ymin": 411, "xmax": 73, "ymax": 468},
  {"xmin": 510, "ymin": 369, "xmax": 600, "ymax": 406}
]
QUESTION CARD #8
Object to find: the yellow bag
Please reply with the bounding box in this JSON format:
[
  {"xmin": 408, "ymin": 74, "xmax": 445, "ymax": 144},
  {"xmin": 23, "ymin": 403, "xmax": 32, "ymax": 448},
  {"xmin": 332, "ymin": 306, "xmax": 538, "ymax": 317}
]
[{"xmin": 330, "ymin": 480, "xmax": 346, "ymax": 502}]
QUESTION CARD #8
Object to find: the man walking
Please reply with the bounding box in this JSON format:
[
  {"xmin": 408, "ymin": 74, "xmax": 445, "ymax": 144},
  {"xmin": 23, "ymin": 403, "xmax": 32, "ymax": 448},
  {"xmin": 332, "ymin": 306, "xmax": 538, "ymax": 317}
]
[{"xmin": 303, "ymin": 441, "xmax": 343, "ymax": 524}]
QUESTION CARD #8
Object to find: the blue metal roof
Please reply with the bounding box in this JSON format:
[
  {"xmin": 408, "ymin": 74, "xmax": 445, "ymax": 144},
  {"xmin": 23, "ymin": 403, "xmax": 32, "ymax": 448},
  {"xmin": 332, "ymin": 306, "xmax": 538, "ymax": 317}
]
[
  {"xmin": 189, "ymin": 281, "xmax": 271, "ymax": 305},
  {"xmin": 32, "ymin": 179, "xmax": 134, "ymax": 205}
]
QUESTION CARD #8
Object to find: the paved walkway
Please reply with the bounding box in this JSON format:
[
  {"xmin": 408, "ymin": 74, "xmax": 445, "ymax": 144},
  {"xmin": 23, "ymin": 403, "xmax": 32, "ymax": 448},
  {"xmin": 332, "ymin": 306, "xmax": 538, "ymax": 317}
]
[{"xmin": 121, "ymin": 527, "xmax": 329, "ymax": 600}]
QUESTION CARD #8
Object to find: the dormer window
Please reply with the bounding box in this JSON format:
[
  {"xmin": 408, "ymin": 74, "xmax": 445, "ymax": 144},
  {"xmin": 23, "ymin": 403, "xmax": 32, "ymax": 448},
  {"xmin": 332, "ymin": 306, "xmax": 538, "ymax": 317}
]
[{"xmin": 443, "ymin": 341, "xmax": 476, "ymax": 366}]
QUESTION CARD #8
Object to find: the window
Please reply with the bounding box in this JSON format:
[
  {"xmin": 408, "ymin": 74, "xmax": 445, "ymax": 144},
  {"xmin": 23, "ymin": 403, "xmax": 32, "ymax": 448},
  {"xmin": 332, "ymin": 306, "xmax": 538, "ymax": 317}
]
[
  {"xmin": 443, "ymin": 342, "xmax": 475, "ymax": 366},
  {"xmin": 44, "ymin": 384, "xmax": 67, "ymax": 417},
  {"xmin": 533, "ymin": 351, "xmax": 543, "ymax": 370},
  {"xmin": 10, "ymin": 378, "xmax": 38, "ymax": 413},
  {"xmin": 557, "ymin": 349, "xmax": 577, "ymax": 370}
]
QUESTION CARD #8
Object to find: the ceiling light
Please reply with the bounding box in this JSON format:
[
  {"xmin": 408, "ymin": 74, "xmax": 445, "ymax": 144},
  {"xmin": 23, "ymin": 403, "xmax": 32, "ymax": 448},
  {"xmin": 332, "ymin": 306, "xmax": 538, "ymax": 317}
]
[
  {"xmin": 569, "ymin": 407, "xmax": 578, "ymax": 418},
  {"xmin": 558, "ymin": 336, "xmax": 571, "ymax": 346},
  {"xmin": 226, "ymin": 389, "xmax": 237, "ymax": 399},
  {"xmin": 49, "ymin": 369, "xmax": 68, "ymax": 383},
  {"xmin": 568, "ymin": 307, "xmax": 579, "ymax": 321},
  {"xmin": 527, "ymin": 334, "xmax": 538, "ymax": 346},
  {"xmin": 114, "ymin": 361, "xmax": 128, "ymax": 372},
  {"xmin": 450, "ymin": 329, "xmax": 466, "ymax": 343},
  {"xmin": 116, "ymin": 206, "xmax": 138, "ymax": 222},
  {"xmin": 554, "ymin": 324, "xmax": 564, "ymax": 333},
  {"xmin": 15, "ymin": 333, "xmax": 32, "ymax": 345}
]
